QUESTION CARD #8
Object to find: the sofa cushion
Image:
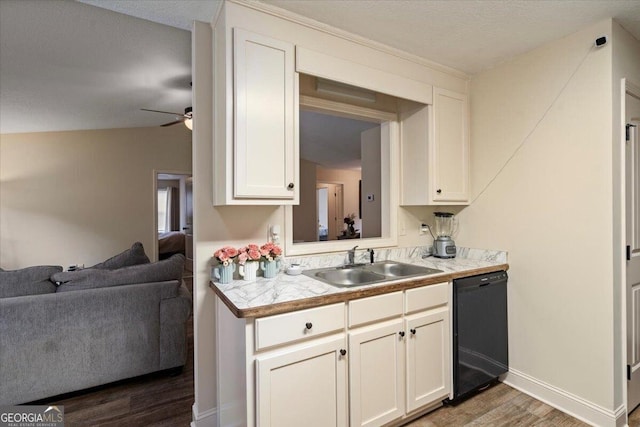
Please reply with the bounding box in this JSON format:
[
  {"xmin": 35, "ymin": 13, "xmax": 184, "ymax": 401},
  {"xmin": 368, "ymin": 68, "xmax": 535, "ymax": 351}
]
[
  {"xmin": 90, "ymin": 242, "xmax": 150, "ymax": 270},
  {"xmin": 0, "ymin": 265, "xmax": 61, "ymax": 298},
  {"xmin": 54, "ymin": 254, "xmax": 185, "ymax": 293}
]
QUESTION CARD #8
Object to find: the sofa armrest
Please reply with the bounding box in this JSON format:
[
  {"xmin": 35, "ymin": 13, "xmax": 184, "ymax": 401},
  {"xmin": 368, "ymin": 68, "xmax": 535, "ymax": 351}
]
[{"xmin": 160, "ymin": 283, "xmax": 192, "ymax": 369}]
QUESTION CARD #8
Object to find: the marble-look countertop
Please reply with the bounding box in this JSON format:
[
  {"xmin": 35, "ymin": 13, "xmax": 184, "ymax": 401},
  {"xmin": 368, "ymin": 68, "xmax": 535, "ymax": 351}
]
[{"xmin": 210, "ymin": 246, "xmax": 508, "ymax": 318}]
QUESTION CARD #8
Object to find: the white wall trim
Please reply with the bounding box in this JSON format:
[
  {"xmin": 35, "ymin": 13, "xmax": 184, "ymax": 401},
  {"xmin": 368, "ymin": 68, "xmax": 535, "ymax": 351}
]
[
  {"xmin": 191, "ymin": 403, "xmax": 218, "ymax": 427},
  {"xmin": 504, "ymin": 369, "xmax": 626, "ymax": 427},
  {"xmin": 296, "ymin": 47, "xmax": 433, "ymax": 104},
  {"xmin": 229, "ymin": 0, "xmax": 469, "ymax": 81}
]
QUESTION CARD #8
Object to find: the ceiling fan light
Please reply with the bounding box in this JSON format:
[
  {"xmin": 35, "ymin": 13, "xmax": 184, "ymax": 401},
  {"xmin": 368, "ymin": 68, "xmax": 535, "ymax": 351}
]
[{"xmin": 184, "ymin": 117, "xmax": 193, "ymax": 130}]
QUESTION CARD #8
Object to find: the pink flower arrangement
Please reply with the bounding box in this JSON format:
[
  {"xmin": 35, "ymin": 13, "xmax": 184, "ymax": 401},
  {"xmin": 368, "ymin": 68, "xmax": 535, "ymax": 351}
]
[
  {"xmin": 238, "ymin": 244, "xmax": 262, "ymax": 265},
  {"xmin": 213, "ymin": 246, "xmax": 238, "ymax": 266},
  {"xmin": 214, "ymin": 242, "xmax": 283, "ymax": 266},
  {"xmin": 260, "ymin": 242, "xmax": 282, "ymax": 262}
]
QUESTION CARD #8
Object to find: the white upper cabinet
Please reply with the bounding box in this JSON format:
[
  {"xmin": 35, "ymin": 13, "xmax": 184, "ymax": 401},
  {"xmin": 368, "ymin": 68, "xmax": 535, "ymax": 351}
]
[
  {"xmin": 400, "ymin": 88, "xmax": 470, "ymax": 205},
  {"xmin": 213, "ymin": 2, "xmax": 469, "ymax": 208},
  {"xmin": 234, "ymin": 28, "xmax": 297, "ymax": 200},
  {"xmin": 432, "ymin": 88, "xmax": 469, "ymax": 203},
  {"xmin": 214, "ymin": 26, "xmax": 299, "ymax": 205}
]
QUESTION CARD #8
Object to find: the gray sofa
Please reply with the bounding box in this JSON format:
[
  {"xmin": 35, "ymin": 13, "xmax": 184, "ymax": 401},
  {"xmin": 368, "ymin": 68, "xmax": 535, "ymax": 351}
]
[{"xmin": 0, "ymin": 243, "xmax": 192, "ymax": 405}]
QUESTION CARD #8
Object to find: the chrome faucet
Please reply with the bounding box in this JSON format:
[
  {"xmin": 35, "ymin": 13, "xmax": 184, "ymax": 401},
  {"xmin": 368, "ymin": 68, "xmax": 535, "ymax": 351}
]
[{"xmin": 347, "ymin": 245, "xmax": 359, "ymax": 265}]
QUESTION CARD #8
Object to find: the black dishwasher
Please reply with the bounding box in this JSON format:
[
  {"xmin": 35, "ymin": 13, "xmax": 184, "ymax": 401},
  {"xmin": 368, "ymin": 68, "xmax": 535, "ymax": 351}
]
[{"xmin": 445, "ymin": 270, "xmax": 508, "ymax": 404}]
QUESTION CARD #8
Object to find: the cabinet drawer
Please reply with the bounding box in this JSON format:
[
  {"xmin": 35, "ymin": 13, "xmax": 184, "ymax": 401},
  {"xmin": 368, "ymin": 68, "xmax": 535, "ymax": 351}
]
[
  {"xmin": 405, "ymin": 282, "xmax": 448, "ymax": 314},
  {"xmin": 255, "ymin": 303, "xmax": 345, "ymax": 350},
  {"xmin": 349, "ymin": 291, "xmax": 403, "ymax": 328}
]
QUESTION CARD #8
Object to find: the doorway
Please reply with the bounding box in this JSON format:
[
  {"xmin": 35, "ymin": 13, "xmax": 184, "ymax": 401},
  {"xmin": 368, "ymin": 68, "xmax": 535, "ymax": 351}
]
[
  {"xmin": 155, "ymin": 172, "xmax": 193, "ymax": 274},
  {"xmin": 316, "ymin": 182, "xmax": 344, "ymax": 241}
]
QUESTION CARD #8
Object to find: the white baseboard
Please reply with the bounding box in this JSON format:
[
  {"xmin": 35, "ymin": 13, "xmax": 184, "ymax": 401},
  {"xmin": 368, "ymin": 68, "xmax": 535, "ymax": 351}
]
[
  {"xmin": 191, "ymin": 403, "xmax": 218, "ymax": 427},
  {"xmin": 503, "ymin": 369, "xmax": 627, "ymax": 427}
]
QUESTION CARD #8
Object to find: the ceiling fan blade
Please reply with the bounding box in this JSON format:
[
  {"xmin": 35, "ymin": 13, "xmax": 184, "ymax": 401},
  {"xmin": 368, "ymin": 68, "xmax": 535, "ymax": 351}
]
[
  {"xmin": 161, "ymin": 119, "xmax": 185, "ymax": 127},
  {"xmin": 141, "ymin": 108, "xmax": 185, "ymax": 117}
]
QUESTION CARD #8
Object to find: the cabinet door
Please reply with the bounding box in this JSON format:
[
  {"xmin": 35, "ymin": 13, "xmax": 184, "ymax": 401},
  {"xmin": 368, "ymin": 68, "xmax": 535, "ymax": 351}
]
[
  {"xmin": 256, "ymin": 336, "xmax": 347, "ymax": 427},
  {"xmin": 349, "ymin": 319, "xmax": 405, "ymax": 427},
  {"xmin": 432, "ymin": 88, "xmax": 469, "ymax": 202},
  {"xmin": 233, "ymin": 28, "xmax": 297, "ymax": 200},
  {"xmin": 405, "ymin": 309, "xmax": 450, "ymax": 412}
]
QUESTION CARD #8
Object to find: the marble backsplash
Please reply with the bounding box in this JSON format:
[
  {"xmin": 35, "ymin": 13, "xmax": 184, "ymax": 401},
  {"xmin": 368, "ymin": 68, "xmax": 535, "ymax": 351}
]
[{"xmin": 283, "ymin": 246, "xmax": 507, "ymax": 270}]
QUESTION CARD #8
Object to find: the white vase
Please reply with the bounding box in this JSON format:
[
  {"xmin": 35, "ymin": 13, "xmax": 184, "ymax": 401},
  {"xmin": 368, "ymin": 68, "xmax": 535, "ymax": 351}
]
[{"xmin": 239, "ymin": 261, "xmax": 259, "ymax": 281}]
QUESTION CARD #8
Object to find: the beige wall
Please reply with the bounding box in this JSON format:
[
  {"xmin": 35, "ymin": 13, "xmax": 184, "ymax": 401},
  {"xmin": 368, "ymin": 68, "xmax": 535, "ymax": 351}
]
[
  {"xmin": 293, "ymin": 159, "xmax": 318, "ymax": 242},
  {"xmin": 0, "ymin": 125, "xmax": 191, "ymax": 269},
  {"xmin": 613, "ymin": 21, "xmax": 640, "ymax": 412},
  {"xmin": 361, "ymin": 126, "xmax": 382, "ymax": 238},
  {"xmin": 459, "ymin": 19, "xmax": 616, "ymax": 410},
  {"xmin": 316, "ymin": 166, "xmax": 361, "ymax": 221}
]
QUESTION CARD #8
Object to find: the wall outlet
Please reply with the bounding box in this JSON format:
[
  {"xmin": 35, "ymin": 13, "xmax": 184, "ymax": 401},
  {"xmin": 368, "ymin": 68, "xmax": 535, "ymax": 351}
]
[
  {"xmin": 269, "ymin": 224, "xmax": 281, "ymax": 244},
  {"xmin": 419, "ymin": 223, "xmax": 429, "ymax": 236}
]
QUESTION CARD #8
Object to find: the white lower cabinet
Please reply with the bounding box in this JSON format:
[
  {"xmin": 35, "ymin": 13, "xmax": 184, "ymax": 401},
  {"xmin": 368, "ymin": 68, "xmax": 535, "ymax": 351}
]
[
  {"xmin": 215, "ymin": 282, "xmax": 450, "ymax": 427},
  {"xmin": 256, "ymin": 335, "xmax": 348, "ymax": 427},
  {"xmin": 349, "ymin": 319, "xmax": 406, "ymax": 427},
  {"xmin": 405, "ymin": 308, "xmax": 450, "ymax": 413},
  {"xmin": 348, "ymin": 284, "xmax": 450, "ymax": 427}
]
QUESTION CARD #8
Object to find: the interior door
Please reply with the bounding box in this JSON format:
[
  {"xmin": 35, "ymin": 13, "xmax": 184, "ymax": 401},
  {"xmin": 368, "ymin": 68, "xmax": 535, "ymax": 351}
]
[
  {"xmin": 334, "ymin": 184, "xmax": 344, "ymax": 237},
  {"xmin": 319, "ymin": 183, "xmax": 336, "ymax": 240},
  {"xmin": 184, "ymin": 176, "xmax": 193, "ymax": 272},
  {"xmin": 317, "ymin": 183, "xmax": 344, "ymax": 241},
  {"xmin": 626, "ymin": 88, "xmax": 640, "ymax": 412}
]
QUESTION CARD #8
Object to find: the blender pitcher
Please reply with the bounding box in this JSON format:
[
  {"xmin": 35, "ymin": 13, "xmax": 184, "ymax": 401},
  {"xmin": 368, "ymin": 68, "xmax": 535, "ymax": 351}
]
[{"xmin": 432, "ymin": 212, "xmax": 457, "ymax": 258}]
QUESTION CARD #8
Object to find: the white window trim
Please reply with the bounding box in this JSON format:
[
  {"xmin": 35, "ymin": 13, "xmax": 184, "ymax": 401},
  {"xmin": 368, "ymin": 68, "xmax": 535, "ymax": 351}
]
[{"xmin": 285, "ymin": 98, "xmax": 398, "ymax": 256}]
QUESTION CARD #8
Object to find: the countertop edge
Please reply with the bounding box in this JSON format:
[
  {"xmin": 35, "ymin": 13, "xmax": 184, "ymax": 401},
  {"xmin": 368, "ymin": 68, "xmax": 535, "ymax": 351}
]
[{"xmin": 210, "ymin": 263, "xmax": 509, "ymax": 319}]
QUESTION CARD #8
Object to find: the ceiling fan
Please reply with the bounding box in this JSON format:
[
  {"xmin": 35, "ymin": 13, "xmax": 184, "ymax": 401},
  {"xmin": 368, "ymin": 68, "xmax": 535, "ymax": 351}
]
[{"xmin": 141, "ymin": 107, "xmax": 193, "ymax": 130}]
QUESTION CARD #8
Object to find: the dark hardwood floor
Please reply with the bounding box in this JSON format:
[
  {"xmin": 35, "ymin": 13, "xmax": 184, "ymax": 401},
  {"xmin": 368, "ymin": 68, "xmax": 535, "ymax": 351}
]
[{"xmin": 33, "ymin": 274, "xmax": 637, "ymax": 426}]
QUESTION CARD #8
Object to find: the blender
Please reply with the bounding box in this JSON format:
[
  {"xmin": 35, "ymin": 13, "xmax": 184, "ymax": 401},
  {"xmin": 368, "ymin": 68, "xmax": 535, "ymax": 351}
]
[{"xmin": 432, "ymin": 212, "xmax": 457, "ymax": 258}]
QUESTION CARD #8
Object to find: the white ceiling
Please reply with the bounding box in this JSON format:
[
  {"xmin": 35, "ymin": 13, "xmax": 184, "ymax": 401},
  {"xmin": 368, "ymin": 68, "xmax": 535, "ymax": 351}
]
[
  {"xmin": 0, "ymin": 0, "xmax": 193, "ymax": 134},
  {"xmin": 261, "ymin": 0, "xmax": 640, "ymax": 75},
  {"xmin": 1, "ymin": 0, "xmax": 639, "ymax": 134}
]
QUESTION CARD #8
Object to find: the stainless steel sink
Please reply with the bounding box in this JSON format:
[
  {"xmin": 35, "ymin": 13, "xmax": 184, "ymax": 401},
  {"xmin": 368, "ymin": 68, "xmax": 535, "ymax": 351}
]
[
  {"xmin": 303, "ymin": 261, "xmax": 443, "ymax": 287},
  {"xmin": 312, "ymin": 268, "xmax": 386, "ymax": 287},
  {"xmin": 364, "ymin": 261, "xmax": 443, "ymax": 278}
]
